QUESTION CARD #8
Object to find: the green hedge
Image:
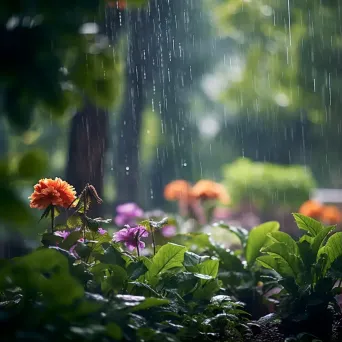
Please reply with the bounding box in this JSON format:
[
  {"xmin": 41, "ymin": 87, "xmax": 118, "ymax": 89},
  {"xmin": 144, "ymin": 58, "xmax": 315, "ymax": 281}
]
[{"xmin": 222, "ymin": 158, "xmax": 316, "ymax": 210}]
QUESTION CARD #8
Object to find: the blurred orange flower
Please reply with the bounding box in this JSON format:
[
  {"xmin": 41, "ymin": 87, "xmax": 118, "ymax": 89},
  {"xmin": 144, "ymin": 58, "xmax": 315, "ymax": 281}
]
[
  {"xmin": 164, "ymin": 180, "xmax": 192, "ymax": 201},
  {"xmin": 320, "ymin": 205, "xmax": 342, "ymax": 225},
  {"xmin": 191, "ymin": 180, "xmax": 230, "ymax": 205},
  {"xmin": 298, "ymin": 200, "xmax": 323, "ymax": 219},
  {"xmin": 107, "ymin": 0, "xmax": 127, "ymax": 9},
  {"xmin": 29, "ymin": 177, "xmax": 76, "ymax": 210}
]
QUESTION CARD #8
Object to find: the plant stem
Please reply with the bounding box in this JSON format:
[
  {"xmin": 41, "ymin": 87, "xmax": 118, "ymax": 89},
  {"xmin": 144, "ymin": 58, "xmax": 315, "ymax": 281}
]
[
  {"xmin": 51, "ymin": 206, "xmax": 55, "ymax": 233},
  {"xmin": 151, "ymin": 229, "xmax": 156, "ymax": 256}
]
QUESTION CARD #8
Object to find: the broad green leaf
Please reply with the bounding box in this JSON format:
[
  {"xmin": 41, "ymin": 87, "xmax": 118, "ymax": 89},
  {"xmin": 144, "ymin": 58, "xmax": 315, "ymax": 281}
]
[
  {"xmin": 130, "ymin": 297, "xmax": 169, "ymax": 312},
  {"xmin": 311, "ymin": 225, "xmax": 335, "ymax": 256},
  {"xmin": 101, "ymin": 265, "xmax": 127, "ymax": 294},
  {"xmin": 127, "ymin": 261, "xmax": 148, "ymax": 280},
  {"xmin": 193, "ymin": 278, "xmax": 221, "ymax": 300},
  {"xmin": 213, "ymin": 245, "xmax": 244, "ymax": 272},
  {"xmin": 183, "ymin": 251, "xmax": 210, "ymax": 271},
  {"xmin": 293, "ymin": 213, "xmax": 323, "ymax": 237},
  {"xmin": 95, "ymin": 245, "xmax": 126, "ymax": 267},
  {"xmin": 145, "ymin": 243, "xmax": 187, "ymax": 284},
  {"xmin": 317, "ymin": 232, "xmax": 342, "ymax": 274},
  {"xmin": 213, "ymin": 222, "xmax": 249, "ymax": 247},
  {"xmin": 261, "ymin": 232, "xmax": 303, "ymax": 282},
  {"xmin": 191, "ymin": 259, "xmax": 219, "ymax": 279},
  {"xmin": 158, "ymin": 271, "xmax": 198, "ymax": 296},
  {"xmin": 245, "ymin": 221, "xmax": 280, "ymax": 266},
  {"xmin": 0, "ymin": 249, "xmax": 84, "ymax": 306},
  {"xmin": 257, "ymin": 255, "xmax": 295, "ymax": 279},
  {"xmin": 128, "ymin": 281, "xmax": 161, "ymax": 297}
]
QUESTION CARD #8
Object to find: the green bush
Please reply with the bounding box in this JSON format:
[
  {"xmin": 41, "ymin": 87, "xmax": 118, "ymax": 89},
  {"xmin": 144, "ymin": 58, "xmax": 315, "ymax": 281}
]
[{"xmin": 222, "ymin": 158, "xmax": 316, "ymax": 210}]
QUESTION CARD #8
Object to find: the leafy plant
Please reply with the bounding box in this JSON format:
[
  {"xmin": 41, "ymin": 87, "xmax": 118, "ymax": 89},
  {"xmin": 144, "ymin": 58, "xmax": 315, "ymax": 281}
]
[
  {"xmin": 175, "ymin": 220, "xmax": 280, "ymax": 319},
  {"xmin": 256, "ymin": 213, "xmax": 342, "ymax": 339},
  {"xmin": 0, "ymin": 182, "xmax": 250, "ymax": 342}
]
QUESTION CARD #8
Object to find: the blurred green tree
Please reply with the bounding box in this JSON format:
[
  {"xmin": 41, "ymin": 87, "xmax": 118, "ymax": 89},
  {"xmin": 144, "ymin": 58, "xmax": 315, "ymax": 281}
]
[
  {"xmin": 0, "ymin": 0, "xmax": 146, "ymax": 253},
  {"xmin": 211, "ymin": 0, "xmax": 342, "ymax": 187}
]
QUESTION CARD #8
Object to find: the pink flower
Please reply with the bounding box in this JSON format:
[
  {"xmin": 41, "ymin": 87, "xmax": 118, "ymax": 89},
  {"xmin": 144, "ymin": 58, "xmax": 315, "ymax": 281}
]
[
  {"xmin": 113, "ymin": 225, "xmax": 148, "ymax": 251},
  {"xmin": 98, "ymin": 228, "xmax": 107, "ymax": 235},
  {"xmin": 161, "ymin": 225, "xmax": 177, "ymax": 238},
  {"xmin": 54, "ymin": 228, "xmax": 83, "ymax": 258},
  {"xmin": 115, "ymin": 203, "xmax": 144, "ymax": 227},
  {"xmin": 54, "ymin": 230, "xmax": 71, "ymax": 239}
]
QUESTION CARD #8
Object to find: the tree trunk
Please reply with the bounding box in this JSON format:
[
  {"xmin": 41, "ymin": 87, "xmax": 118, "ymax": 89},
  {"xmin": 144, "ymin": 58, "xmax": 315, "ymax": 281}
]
[{"xmin": 66, "ymin": 100, "xmax": 108, "ymax": 217}]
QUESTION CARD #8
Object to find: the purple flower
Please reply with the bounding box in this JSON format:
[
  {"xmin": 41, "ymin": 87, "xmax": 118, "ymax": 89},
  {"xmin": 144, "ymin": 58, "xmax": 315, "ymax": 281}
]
[
  {"xmin": 98, "ymin": 228, "xmax": 107, "ymax": 235},
  {"xmin": 115, "ymin": 203, "xmax": 144, "ymax": 227},
  {"xmin": 113, "ymin": 225, "xmax": 148, "ymax": 251},
  {"xmin": 161, "ymin": 225, "xmax": 177, "ymax": 238},
  {"xmin": 54, "ymin": 230, "xmax": 71, "ymax": 239},
  {"xmin": 54, "ymin": 228, "xmax": 84, "ymax": 258}
]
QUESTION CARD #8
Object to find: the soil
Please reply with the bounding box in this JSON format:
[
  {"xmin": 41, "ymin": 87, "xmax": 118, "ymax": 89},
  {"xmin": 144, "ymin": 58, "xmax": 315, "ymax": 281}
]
[{"xmin": 245, "ymin": 310, "xmax": 342, "ymax": 342}]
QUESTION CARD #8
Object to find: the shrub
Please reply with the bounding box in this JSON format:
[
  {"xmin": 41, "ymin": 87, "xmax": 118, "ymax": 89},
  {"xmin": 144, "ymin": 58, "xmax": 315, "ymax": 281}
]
[{"xmin": 222, "ymin": 158, "xmax": 316, "ymax": 210}]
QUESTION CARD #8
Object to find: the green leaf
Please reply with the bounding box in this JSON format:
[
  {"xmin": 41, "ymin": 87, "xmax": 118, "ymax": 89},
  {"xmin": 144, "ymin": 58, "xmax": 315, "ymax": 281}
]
[
  {"xmin": 213, "ymin": 245, "xmax": 244, "ymax": 272},
  {"xmin": 101, "ymin": 266, "xmax": 127, "ymax": 294},
  {"xmin": 145, "ymin": 243, "xmax": 187, "ymax": 285},
  {"xmin": 293, "ymin": 213, "xmax": 323, "ymax": 237},
  {"xmin": 311, "ymin": 225, "xmax": 335, "ymax": 256},
  {"xmin": 84, "ymin": 216, "xmax": 112, "ymax": 232},
  {"xmin": 41, "ymin": 233, "xmax": 63, "ymax": 247},
  {"xmin": 183, "ymin": 251, "xmax": 210, "ymax": 271},
  {"xmin": 127, "ymin": 261, "xmax": 148, "ymax": 280},
  {"xmin": 187, "ymin": 258, "xmax": 220, "ymax": 284},
  {"xmin": 130, "ymin": 297, "xmax": 169, "ymax": 312},
  {"xmin": 95, "ymin": 245, "xmax": 126, "ymax": 267},
  {"xmin": 261, "ymin": 231, "xmax": 303, "ymax": 282},
  {"xmin": 67, "ymin": 215, "xmax": 84, "ymax": 229},
  {"xmin": 60, "ymin": 231, "xmax": 82, "ymax": 250},
  {"xmin": 245, "ymin": 221, "xmax": 280, "ymax": 266},
  {"xmin": 159, "ymin": 272, "xmax": 198, "ymax": 296},
  {"xmin": 317, "ymin": 232, "xmax": 342, "ymax": 274},
  {"xmin": 193, "ymin": 278, "xmax": 221, "ymax": 300},
  {"xmin": 74, "ymin": 243, "xmax": 92, "ymax": 259},
  {"xmin": 0, "ymin": 249, "xmax": 84, "ymax": 306},
  {"xmin": 257, "ymin": 255, "xmax": 295, "ymax": 279},
  {"xmin": 213, "ymin": 222, "xmax": 249, "ymax": 247},
  {"xmin": 106, "ymin": 323, "xmax": 123, "ymax": 340}
]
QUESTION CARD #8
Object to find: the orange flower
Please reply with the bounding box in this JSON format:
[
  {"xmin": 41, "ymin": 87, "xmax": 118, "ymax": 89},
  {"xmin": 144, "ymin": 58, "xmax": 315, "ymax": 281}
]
[
  {"xmin": 164, "ymin": 180, "xmax": 192, "ymax": 201},
  {"xmin": 191, "ymin": 180, "xmax": 230, "ymax": 205},
  {"xmin": 29, "ymin": 177, "xmax": 76, "ymax": 210},
  {"xmin": 298, "ymin": 200, "xmax": 323, "ymax": 219},
  {"xmin": 320, "ymin": 205, "xmax": 342, "ymax": 225},
  {"xmin": 107, "ymin": 0, "xmax": 127, "ymax": 9}
]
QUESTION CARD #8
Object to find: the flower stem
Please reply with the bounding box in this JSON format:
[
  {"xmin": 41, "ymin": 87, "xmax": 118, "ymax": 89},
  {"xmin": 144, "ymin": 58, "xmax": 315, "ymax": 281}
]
[
  {"xmin": 51, "ymin": 206, "xmax": 55, "ymax": 233},
  {"xmin": 151, "ymin": 229, "xmax": 156, "ymax": 256}
]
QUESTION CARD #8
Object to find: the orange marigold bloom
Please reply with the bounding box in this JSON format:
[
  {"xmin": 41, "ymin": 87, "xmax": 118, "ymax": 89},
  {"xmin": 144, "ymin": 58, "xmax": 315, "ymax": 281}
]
[
  {"xmin": 298, "ymin": 200, "xmax": 323, "ymax": 219},
  {"xmin": 320, "ymin": 205, "xmax": 342, "ymax": 225},
  {"xmin": 29, "ymin": 177, "xmax": 76, "ymax": 210},
  {"xmin": 191, "ymin": 180, "xmax": 230, "ymax": 205},
  {"xmin": 164, "ymin": 180, "xmax": 192, "ymax": 201}
]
